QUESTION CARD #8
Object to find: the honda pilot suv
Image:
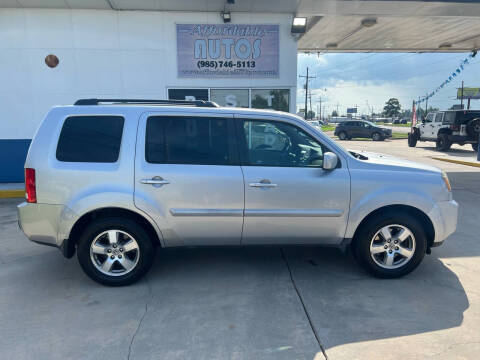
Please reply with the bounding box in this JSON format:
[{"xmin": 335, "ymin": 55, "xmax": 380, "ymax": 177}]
[{"xmin": 18, "ymin": 99, "xmax": 458, "ymax": 286}]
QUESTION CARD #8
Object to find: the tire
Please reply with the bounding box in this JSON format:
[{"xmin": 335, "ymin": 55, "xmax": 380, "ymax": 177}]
[
  {"xmin": 472, "ymin": 143, "xmax": 479, "ymax": 152},
  {"xmin": 372, "ymin": 132, "xmax": 382, "ymax": 141},
  {"xmin": 408, "ymin": 132, "xmax": 417, "ymax": 147},
  {"xmin": 352, "ymin": 211, "xmax": 427, "ymax": 278},
  {"xmin": 436, "ymin": 133, "xmax": 452, "ymax": 151},
  {"xmin": 338, "ymin": 131, "xmax": 347, "ymax": 140},
  {"xmin": 77, "ymin": 217, "xmax": 156, "ymax": 286}
]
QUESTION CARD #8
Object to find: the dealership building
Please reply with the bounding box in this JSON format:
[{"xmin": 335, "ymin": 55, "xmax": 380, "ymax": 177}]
[{"xmin": 1, "ymin": 0, "xmax": 479, "ymax": 182}]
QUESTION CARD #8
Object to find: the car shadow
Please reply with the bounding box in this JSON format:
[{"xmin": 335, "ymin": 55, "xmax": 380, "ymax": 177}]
[
  {"xmin": 279, "ymin": 246, "xmax": 468, "ymax": 353},
  {"xmin": 423, "ymin": 146, "xmax": 477, "ymax": 158}
]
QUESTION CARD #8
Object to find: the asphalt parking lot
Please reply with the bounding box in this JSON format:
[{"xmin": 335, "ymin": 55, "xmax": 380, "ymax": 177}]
[{"xmin": 1, "ymin": 139, "xmax": 479, "ymax": 360}]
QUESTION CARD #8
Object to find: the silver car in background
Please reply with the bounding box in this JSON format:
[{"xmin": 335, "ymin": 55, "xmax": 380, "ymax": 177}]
[{"xmin": 17, "ymin": 99, "xmax": 458, "ymax": 286}]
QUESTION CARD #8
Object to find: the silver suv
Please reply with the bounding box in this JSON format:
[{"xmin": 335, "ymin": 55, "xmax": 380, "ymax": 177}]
[{"xmin": 18, "ymin": 99, "xmax": 458, "ymax": 286}]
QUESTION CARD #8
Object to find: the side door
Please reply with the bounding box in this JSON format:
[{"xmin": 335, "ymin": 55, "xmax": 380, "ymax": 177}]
[
  {"xmin": 346, "ymin": 121, "xmax": 359, "ymax": 137},
  {"xmin": 236, "ymin": 115, "xmax": 350, "ymax": 245},
  {"xmin": 432, "ymin": 112, "xmax": 444, "ymax": 138},
  {"xmin": 134, "ymin": 112, "xmax": 244, "ymax": 246},
  {"xmin": 359, "ymin": 122, "xmax": 371, "ymax": 138},
  {"xmin": 421, "ymin": 113, "xmax": 435, "ymax": 139}
]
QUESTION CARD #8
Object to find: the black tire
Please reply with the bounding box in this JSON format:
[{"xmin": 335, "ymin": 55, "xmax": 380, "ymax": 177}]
[
  {"xmin": 472, "ymin": 143, "xmax": 479, "ymax": 152},
  {"xmin": 77, "ymin": 217, "xmax": 156, "ymax": 286},
  {"xmin": 408, "ymin": 132, "xmax": 417, "ymax": 147},
  {"xmin": 372, "ymin": 132, "xmax": 382, "ymax": 141},
  {"xmin": 338, "ymin": 131, "xmax": 347, "ymax": 140},
  {"xmin": 436, "ymin": 133, "xmax": 452, "ymax": 151},
  {"xmin": 352, "ymin": 211, "xmax": 427, "ymax": 278}
]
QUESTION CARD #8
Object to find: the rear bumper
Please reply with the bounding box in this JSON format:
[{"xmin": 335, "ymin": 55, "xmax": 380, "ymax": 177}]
[
  {"xmin": 17, "ymin": 202, "xmax": 78, "ymax": 251},
  {"xmin": 17, "ymin": 202, "xmax": 62, "ymax": 246},
  {"xmin": 428, "ymin": 199, "xmax": 459, "ymax": 246},
  {"xmin": 449, "ymin": 135, "xmax": 477, "ymax": 143}
]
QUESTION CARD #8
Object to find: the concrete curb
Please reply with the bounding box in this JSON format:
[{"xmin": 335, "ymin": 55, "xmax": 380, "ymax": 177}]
[
  {"xmin": 0, "ymin": 190, "xmax": 24, "ymax": 199},
  {"xmin": 431, "ymin": 157, "xmax": 480, "ymax": 168}
]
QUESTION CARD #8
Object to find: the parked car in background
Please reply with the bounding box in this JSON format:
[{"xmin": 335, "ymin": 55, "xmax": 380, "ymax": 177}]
[
  {"xmin": 334, "ymin": 120, "xmax": 392, "ymax": 141},
  {"xmin": 18, "ymin": 99, "xmax": 457, "ymax": 285},
  {"xmin": 308, "ymin": 120, "xmax": 324, "ymax": 129},
  {"xmin": 408, "ymin": 110, "xmax": 480, "ymax": 151},
  {"xmin": 401, "ymin": 119, "xmax": 408, "ymax": 124}
]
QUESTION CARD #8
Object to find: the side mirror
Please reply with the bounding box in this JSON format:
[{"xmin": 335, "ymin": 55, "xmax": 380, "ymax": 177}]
[
  {"xmin": 421, "ymin": 118, "xmax": 426, "ymax": 124},
  {"xmin": 323, "ymin": 152, "xmax": 338, "ymax": 170}
]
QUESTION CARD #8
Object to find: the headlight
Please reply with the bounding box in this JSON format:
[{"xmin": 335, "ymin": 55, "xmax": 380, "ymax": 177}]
[{"xmin": 442, "ymin": 171, "xmax": 452, "ymax": 192}]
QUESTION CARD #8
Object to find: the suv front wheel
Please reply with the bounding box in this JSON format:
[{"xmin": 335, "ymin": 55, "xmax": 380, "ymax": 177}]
[
  {"xmin": 77, "ymin": 217, "xmax": 156, "ymax": 286},
  {"xmin": 352, "ymin": 212, "xmax": 427, "ymax": 278}
]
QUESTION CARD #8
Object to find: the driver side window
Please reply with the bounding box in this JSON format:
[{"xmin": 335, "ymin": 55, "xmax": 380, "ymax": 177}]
[
  {"xmin": 242, "ymin": 120, "xmax": 324, "ymax": 167},
  {"xmin": 425, "ymin": 113, "xmax": 434, "ymax": 123}
]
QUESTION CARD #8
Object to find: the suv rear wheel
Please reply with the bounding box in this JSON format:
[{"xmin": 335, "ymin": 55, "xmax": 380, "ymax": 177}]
[
  {"xmin": 352, "ymin": 212, "xmax": 426, "ymax": 278},
  {"xmin": 77, "ymin": 217, "xmax": 156, "ymax": 286},
  {"xmin": 436, "ymin": 133, "xmax": 452, "ymax": 151},
  {"xmin": 338, "ymin": 131, "xmax": 347, "ymax": 140}
]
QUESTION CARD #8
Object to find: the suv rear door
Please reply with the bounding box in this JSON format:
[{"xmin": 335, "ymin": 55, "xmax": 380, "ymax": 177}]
[
  {"xmin": 235, "ymin": 114, "xmax": 350, "ymax": 245},
  {"xmin": 134, "ymin": 111, "xmax": 244, "ymax": 246}
]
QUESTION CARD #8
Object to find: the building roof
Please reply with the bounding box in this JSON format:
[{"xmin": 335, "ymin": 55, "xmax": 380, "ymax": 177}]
[{"xmin": 2, "ymin": 0, "xmax": 479, "ymax": 52}]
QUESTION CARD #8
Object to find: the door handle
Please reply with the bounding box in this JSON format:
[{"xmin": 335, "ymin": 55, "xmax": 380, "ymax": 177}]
[
  {"xmin": 140, "ymin": 177, "xmax": 169, "ymax": 186},
  {"xmin": 249, "ymin": 180, "xmax": 277, "ymax": 188}
]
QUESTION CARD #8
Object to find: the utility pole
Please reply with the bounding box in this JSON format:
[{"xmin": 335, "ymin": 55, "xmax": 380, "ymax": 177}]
[
  {"xmin": 299, "ymin": 67, "xmax": 316, "ymax": 120},
  {"xmin": 417, "ymin": 97, "xmax": 421, "ymax": 119},
  {"xmin": 319, "ymin": 97, "xmax": 322, "ymax": 121},
  {"xmin": 461, "ymin": 81, "xmax": 464, "ymax": 109},
  {"xmin": 309, "ymin": 90, "xmax": 313, "ymax": 119}
]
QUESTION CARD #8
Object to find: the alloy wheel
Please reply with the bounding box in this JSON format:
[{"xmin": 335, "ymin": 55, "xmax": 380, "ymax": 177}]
[
  {"xmin": 369, "ymin": 224, "xmax": 416, "ymax": 269},
  {"xmin": 90, "ymin": 230, "xmax": 140, "ymax": 276}
]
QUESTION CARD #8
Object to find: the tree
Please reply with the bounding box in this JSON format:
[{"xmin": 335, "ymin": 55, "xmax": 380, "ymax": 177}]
[
  {"xmin": 383, "ymin": 98, "xmax": 401, "ymax": 117},
  {"xmin": 331, "ymin": 110, "xmax": 338, "ymax": 117}
]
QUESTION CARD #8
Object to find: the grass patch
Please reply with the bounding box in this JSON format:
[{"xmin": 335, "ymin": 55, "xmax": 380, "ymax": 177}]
[
  {"xmin": 389, "ymin": 123, "xmax": 412, "ymax": 127},
  {"xmin": 392, "ymin": 132, "xmax": 408, "ymax": 139},
  {"xmin": 321, "ymin": 125, "xmax": 335, "ymax": 132}
]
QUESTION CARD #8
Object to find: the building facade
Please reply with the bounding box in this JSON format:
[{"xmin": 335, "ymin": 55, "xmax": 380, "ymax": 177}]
[{"xmin": 0, "ymin": 9, "xmax": 297, "ymax": 182}]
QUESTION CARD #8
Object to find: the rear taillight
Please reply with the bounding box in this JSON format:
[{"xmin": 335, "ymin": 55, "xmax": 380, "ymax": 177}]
[
  {"xmin": 450, "ymin": 124, "xmax": 459, "ymax": 131},
  {"xmin": 25, "ymin": 168, "xmax": 36, "ymax": 203}
]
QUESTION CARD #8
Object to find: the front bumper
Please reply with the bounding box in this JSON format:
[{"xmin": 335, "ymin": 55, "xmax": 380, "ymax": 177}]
[{"xmin": 428, "ymin": 199, "xmax": 459, "ymax": 246}]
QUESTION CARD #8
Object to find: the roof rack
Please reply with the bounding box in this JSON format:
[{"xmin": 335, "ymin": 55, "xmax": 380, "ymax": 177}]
[{"xmin": 74, "ymin": 98, "xmax": 219, "ymax": 107}]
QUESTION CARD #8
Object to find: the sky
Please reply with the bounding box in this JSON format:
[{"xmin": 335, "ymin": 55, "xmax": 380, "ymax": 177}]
[{"xmin": 297, "ymin": 52, "xmax": 480, "ymax": 117}]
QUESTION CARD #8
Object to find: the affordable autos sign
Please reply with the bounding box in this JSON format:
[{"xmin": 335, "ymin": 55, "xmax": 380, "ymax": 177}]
[{"xmin": 177, "ymin": 24, "xmax": 279, "ymax": 78}]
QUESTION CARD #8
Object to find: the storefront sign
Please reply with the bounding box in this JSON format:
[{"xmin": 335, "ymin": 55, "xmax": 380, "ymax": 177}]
[
  {"xmin": 251, "ymin": 89, "xmax": 289, "ymax": 112},
  {"xmin": 168, "ymin": 88, "xmax": 209, "ymax": 101},
  {"xmin": 210, "ymin": 89, "xmax": 249, "ymax": 107},
  {"xmin": 177, "ymin": 24, "xmax": 279, "ymax": 78},
  {"xmin": 457, "ymin": 87, "xmax": 480, "ymax": 100}
]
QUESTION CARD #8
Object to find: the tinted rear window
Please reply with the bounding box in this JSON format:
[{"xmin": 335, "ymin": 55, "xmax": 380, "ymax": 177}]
[
  {"xmin": 146, "ymin": 116, "xmax": 230, "ymax": 165},
  {"xmin": 56, "ymin": 116, "xmax": 124, "ymax": 162}
]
